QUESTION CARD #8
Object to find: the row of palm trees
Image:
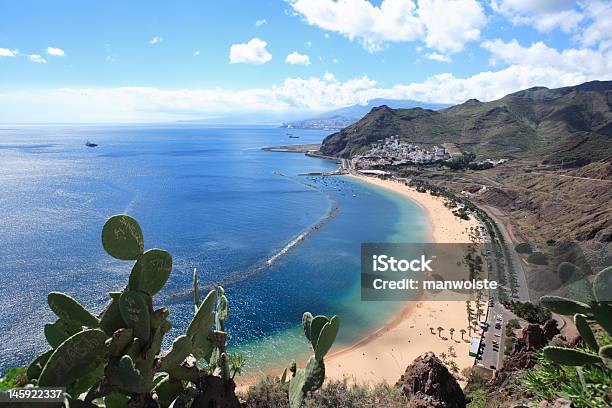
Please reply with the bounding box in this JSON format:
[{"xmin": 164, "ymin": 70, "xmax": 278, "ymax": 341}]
[{"xmin": 429, "ymin": 326, "xmax": 468, "ymax": 340}]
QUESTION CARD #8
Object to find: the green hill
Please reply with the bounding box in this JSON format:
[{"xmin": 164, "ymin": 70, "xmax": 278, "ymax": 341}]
[{"xmin": 320, "ymin": 80, "xmax": 612, "ymax": 166}]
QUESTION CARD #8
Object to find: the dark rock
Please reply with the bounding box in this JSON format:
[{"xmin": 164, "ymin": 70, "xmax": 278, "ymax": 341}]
[
  {"xmin": 522, "ymin": 324, "xmax": 547, "ymax": 350},
  {"xmin": 549, "ymin": 334, "xmax": 569, "ymax": 347},
  {"xmin": 537, "ymin": 398, "xmax": 575, "ymax": 408},
  {"xmin": 192, "ymin": 375, "xmax": 241, "ymax": 408},
  {"xmin": 396, "ymin": 352, "xmax": 466, "ymax": 408},
  {"xmin": 543, "ymin": 319, "xmax": 560, "ymax": 340}
]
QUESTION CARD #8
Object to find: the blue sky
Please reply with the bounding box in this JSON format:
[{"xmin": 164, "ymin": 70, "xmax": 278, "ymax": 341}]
[{"xmin": 0, "ymin": 0, "xmax": 610, "ymax": 123}]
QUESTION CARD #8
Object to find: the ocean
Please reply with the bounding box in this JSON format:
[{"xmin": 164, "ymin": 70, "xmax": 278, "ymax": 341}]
[{"xmin": 0, "ymin": 124, "xmax": 429, "ymax": 374}]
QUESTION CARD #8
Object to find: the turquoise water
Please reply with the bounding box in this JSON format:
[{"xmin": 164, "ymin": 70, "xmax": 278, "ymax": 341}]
[{"xmin": 0, "ymin": 125, "xmax": 428, "ymax": 374}]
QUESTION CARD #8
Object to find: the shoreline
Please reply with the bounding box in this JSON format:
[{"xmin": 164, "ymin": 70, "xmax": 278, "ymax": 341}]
[
  {"xmin": 321, "ymin": 174, "xmax": 480, "ymax": 386},
  {"xmin": 237, "ymin": 173, "xmax": 481, "ymax": 389}
]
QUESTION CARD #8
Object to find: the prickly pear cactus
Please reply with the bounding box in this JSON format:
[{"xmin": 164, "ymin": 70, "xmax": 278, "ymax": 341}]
[
  {"xmin": 288, "ymin": 312, "xmax": 340, "ymax": 408},
  {"xmin": 540, "ymin": 266, "xmax": 612, "ymax": 368}
]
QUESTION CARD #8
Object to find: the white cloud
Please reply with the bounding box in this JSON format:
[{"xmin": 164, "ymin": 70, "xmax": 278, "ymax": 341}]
[
  {"xmin": 255, "ymin": 18, "xmax": 267, "ymax": 27},
  {"xmin": 286, "ymin": 51, "xmax": 311, "ymax": 65},
  {"xmin": 579, "ymin": 1, "xmax": 612, "ymax": 51},
  {"xmin": 289, "ymin": 0, "xmax": 485, "ymax": 53},
  {"xmin": 46, "ymin": 47, "xmax": 65, "ymax": 57},
  {"xmin": 323, "ymin": 72, "xmax": 336, "ymax": 81},
  {"xmin": 149, "ymin": 36, "xmax": 163, "ymax": 45},
  {"xmin": 229, "ymin": 38, "xmax": 272, "ymax": 64},
  {"xmin": 481, "ymin": 38, "xmax": 611, "ymax": 78},
  {"xmin": 426, "ymin": 52, "xmax": 451, "ymax": 62},
  {"xmin": 490, "ymin": 0, "xmax": 584, "ymax": 33},
  {"xmin": 193, "ymin": 50, "xmax": 201, "ymax": 56},
  {"xmin": 333, "ymin": 58, "xmax": 339, "ymax": 63},
  {"xmin": 2, "ymin": 37, "xmax": 611, "ymax": 123},
  {"xmin": 418, "ymin": 0, "xmax": 486, "ymax": 53},
  {"xmin": 29, "ymin": 54, "xmax": 47, "ymax": 63},
  {"xmin": 0, "ymin": 48, "xmax": 17, "ymax": 57}
]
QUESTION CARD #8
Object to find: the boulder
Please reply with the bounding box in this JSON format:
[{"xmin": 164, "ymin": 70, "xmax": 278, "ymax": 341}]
[
  {"xmin": 522, "ymin": 324, "xmax": 547, "ymax": 350},
  {"xmin": 396, "ymin": 352, "xmax": 466, "ymax": 408},
  {"xmin": 542, "ymin": 319, "xmax": 560, "ymax": 340}
]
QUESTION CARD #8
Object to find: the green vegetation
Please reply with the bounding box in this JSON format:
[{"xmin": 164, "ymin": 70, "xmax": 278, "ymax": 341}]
[
  {"xmin": 8, "ymin": 215, "xmax": 340, "ymax": 407},
  {"xmin": 242, "ymin": 377, "xmax": 409, "ymax": 408},
  {"xmin": 504, "ymin": 319, "xmax": 520, "ymax": 355},
  {"xmin": 523, "ymin": 350, "xmax": 611, "ymax": 408},
  {"xmin": 503, "ymin": 301, "xmax": 551, "ymax": 324},
  {"xmin": 558, "ymin": 262, "xmax": 581, "ymax": 283},
  {"xmin": 527, "ymin": 252, "xmax": 548, "ymax": 265},
  {"xmin": 514, "ymin": 243, "xmax": 533, "ymax": 254},
  {"xmin": 540, "ymin": 267, "xmax": 612, "ymax": 368},
  {"xmin": 320, "ymin": 81, "xmax": 612, "ymax": 165},
  {"xmin": 523, "ymin": 267, "xmax": 612, "ymax": 407},
  {"xmin": 0, "ymin": 367, "xmax": 27, "ymax": 389}
]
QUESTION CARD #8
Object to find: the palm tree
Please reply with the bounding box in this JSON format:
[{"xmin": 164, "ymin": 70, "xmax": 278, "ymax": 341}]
[
  {"xmin": 449, "ymin": 328, "xmax": 455, "ymax": 339},
  {"xmin": 460, "ymin": 329, "xmax": 467, "ymax": 339},
  {"xmin": 449, "ymin": 361, "xmax": 459, "ymax": 374},
  {"xmin": 440, "ymin": 352, "xmax": 448, "ymax": 362},
  {"xmin": 437, "ymin": 326, "xmax": 444, "ymax": 337}
]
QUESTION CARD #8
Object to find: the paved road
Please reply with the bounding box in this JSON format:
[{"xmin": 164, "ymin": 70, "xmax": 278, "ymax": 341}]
[
  {"xmin": 478, "ymin": 296, "xmax": 514, "ymax": 371},
  {"xmin": 482, "ymin": 206, "xmax": 530, "ymax": 303}
]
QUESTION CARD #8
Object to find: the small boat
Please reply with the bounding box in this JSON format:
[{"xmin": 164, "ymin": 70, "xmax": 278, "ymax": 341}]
[
  {"xmin": 288, "ymin": 135, "xmax": 300, "ymax": 139},
  {"xmin": 85, "ymin": 141, "xmax": 98, "ymax": 147}
]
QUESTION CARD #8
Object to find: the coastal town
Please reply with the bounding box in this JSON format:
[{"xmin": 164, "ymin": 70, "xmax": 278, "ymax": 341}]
[{"xmin": 351, "ymin": 135, "xmax": 507, "ymax": 170}]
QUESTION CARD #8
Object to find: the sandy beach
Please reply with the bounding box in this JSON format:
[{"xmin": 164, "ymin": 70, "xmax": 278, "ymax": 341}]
[
  {"xmin": 237, "ymin": 173, "xmax": 483, "ymax": 390},
  {"xmin": 323, "ymin": 174, "xmax": 482, "ymax": 386}
]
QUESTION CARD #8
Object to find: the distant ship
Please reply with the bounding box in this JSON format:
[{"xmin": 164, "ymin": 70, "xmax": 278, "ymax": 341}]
[
  {"xmin": 287, "ymin": 134, "xmax": 300, "ymax": 138},
  {"xmin": 85, "ymin": 141, "xmax": 98, "ymax": 147}
]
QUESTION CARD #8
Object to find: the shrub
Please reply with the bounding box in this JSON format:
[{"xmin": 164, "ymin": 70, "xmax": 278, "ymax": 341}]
[
  {"xmin": 557, "ymin": 262, "xmax": 581, "ymax": 283},
  {"xmin": 527, "ymin": 252, "xmax": 548, "ymax": 265},
  {"xmin": 503, "ymin": 301, "xmax": 551, "ymax": 324},
  {"xmin": 243, "ymin": 378, "xmax": 409, "ymax": 408},
  {"xmin": 514, "ymin": 243, "xmax": 533, "ymax": 254}
]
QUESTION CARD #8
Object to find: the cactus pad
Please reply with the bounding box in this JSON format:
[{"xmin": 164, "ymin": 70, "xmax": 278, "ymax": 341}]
[
  {"xmin": 593, "ymin": 266, "xmax": 611, "ymax": 302},
  {"xmin": 543, "ymin": 346, "xmax": 602, "ymax": 366},
  {"xmin": 540, "ymin": 296, "xmax": 591, "ymax": 316},
  {"xmin": 129, "ymin": 248, "xmax": 172, "ymax": 296},
  {"xmin": 44, "ymin": 318, "xmax": 82, "ymax": 348},
  {"xmin": 48, "ymin": 292, "xmax": 99, "ymax": 327},
  {"xmin": 119, "ymin": 290, "xmax": 151, "ymax": 342},
  {"xmin": 38, "ymin": 329, "xmax": 108, "ymax": 387},
  {"xmin": 309, "ymin": 315, "xmax": 329, "ymax": 351},
  {"xmin": 315, "ymin": 315, "xmax": 340, "ymax": 361},
  {"xmin": 302, "ymin": 312, "xmax": 313, "ymax": 342},
  {"xmin": 302, "ymin": 356, "xmax": 325, "ymax": 392},
  {"xmin": 574, "ymin": 314, "xmax": 598, "ymax": 351},
  {"xmin": 101, "ymin": 215, "xmax": 144, "ymax": 260}
]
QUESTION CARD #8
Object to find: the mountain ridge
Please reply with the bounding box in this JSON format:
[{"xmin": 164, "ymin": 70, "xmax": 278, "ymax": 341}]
[
  {"xmin": 320, "ymin": 80, "xmax": 612, "ymax": 166},
  {"xmin": 280, "ymin": 98, "xmax": 450, "ymax": 130}
]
